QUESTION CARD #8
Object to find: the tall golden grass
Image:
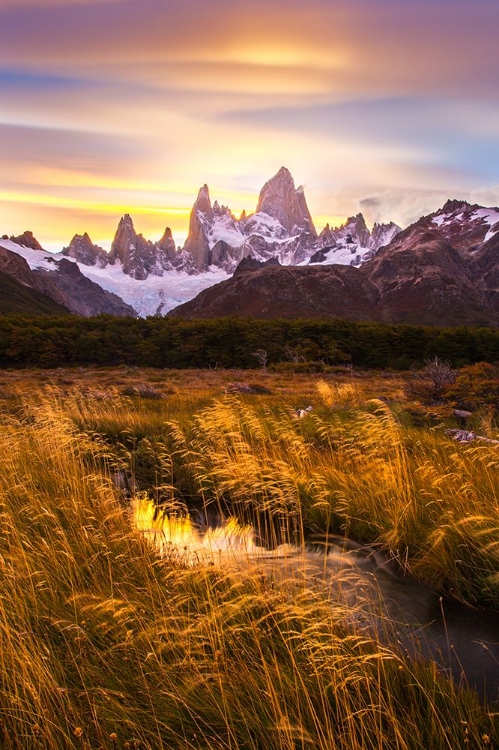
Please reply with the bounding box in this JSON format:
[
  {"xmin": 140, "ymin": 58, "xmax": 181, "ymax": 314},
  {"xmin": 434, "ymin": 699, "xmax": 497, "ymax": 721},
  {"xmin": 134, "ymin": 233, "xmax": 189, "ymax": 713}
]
[
  {"xmin": 162, "ymin": 385, "xmax": 499, "ymax": 608},
  {"xmin": 0, "ymin": 380, "xmax": 497, "ymax": 747}
]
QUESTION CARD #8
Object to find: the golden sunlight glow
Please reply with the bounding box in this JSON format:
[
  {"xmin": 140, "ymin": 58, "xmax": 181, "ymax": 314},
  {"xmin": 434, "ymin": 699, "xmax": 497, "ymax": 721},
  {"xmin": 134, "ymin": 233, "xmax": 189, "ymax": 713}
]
[
  {"xmin": 314, "ymin": 214, "xmax": 349, "ymax": 230},
  {"xmin": 0, "ymin": 190, "xmax": 191, "ymax": 217},
  {"xmin": 225, "ymin": 43, "xmax": 347, "ymax": 70},
  {"xmin": 0, "ymin": 188, "xmax": 347, "ymax": 249},
  {"xmin": 26, "ymin": 167, "xmax": 182, "ymax": 194}
]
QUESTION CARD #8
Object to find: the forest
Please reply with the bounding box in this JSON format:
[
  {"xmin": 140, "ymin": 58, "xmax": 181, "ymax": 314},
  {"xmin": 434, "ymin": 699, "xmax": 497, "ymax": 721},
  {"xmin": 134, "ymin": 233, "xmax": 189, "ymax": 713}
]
[{"xmin": 1, "ymin": 314, "xmax": 499, "ymax": 369}]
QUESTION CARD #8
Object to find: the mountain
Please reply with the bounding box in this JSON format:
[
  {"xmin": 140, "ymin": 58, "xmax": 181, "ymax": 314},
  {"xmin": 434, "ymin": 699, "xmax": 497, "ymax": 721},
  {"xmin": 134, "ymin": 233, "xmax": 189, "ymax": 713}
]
[
  {"xmin": 181, "ymin": 167, "xmax": 320, "ymax": 271},
  {"xmin": 367, "ymin": 224, "xmax": 496, "ymax": 326},
  {"xmin": 8, "ymin": 230, "xmax": 44, "ymax": 251},
  {"xmin": 62, "ymin": 233, "xmax": 109, "ymax": 268},
  {"xmin": 169, "ymin": 200, "xmax": 499, "ymax": 326},
  {"xmin": 425, "ymin": 199, "xmax": 499, "ymax": 250},
  {"xmin": 1, "ymin": 167, "xmax": 401, "ymax": 317},
  {"xmin": 108, "ymin": 214, "xmax": 185, "ymax": 279},
  {"xmin": 2, "ymin": 171, "xmax": 499, "ymax": 324},
  {"xmin": 312, "ymin": 215, "xmax": 400, "ymax": 266},
  {"xmin": 0, "ymin": 269, "xmax": 71, "ymax": 316},
  {"xmin": 169, "ymin": 263, "xmax": 378, "ymax": 321},
  {"xmin": 0, "ymin": 240, "xmax": 136, "ymax": 316},
  {"xmin": 177, "ymin": 167, "xmax": 400, "ymax": 273}
]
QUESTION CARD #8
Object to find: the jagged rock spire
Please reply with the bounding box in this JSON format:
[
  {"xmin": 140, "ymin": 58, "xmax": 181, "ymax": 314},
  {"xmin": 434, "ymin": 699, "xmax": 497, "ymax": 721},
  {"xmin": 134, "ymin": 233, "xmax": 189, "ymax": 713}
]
[
  {"xmin": 108, "ymin": 215, "xmax": 157, "ymax": 280},
  {"xmin": 182, "ymin": 185, "xmax": 214, "ymax": 270},
  {"xmin": 256, "ymin": 166, "xmax": 317, "ymax": 237},
  {"xmin": 62, "ymin": 232, "xmax": 109, "ymax": 268},
  {"xmin": 157, "ymin": 227, "xmax": 177, "ymax": 261}
]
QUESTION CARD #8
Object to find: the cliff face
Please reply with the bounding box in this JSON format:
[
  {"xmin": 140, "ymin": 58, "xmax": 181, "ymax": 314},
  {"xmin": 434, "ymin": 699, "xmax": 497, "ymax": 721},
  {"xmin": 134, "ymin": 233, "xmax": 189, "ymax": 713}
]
[
  {"xmin": 109, "ymin": 214, "xmax": 153, "ymax": 280},
  {"xmin": 182, "ymin": 185, "xmax": 215, "ymax": 270},
  {"xmin": 256, "ymin": 166, "xmax": 317, "ymax": 237},
  {"xmin": 62, "ymin": 233, "xmax": 109, "ymax": 268},
  {"xmin": 108, "ymin": 214, "xmax": 183, "ymax": 279}
]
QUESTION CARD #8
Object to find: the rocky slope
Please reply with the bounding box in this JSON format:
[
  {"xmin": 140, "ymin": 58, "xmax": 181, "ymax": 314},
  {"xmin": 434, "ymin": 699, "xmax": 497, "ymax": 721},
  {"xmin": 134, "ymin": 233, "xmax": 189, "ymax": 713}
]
[
  {"xmin": 366, "ymin": 225, "xmax": 497, "ymax": 325},
  {"xmin": 169, "ymin": 262, "xmax": 379, "ymax": 321},
  {"xmin": 0, "ymin": 241, "xmax": 136, "ymax": 317},
  {"xmin": 0, "ymin": 269, "xmax": 71, "ymax": 316}
]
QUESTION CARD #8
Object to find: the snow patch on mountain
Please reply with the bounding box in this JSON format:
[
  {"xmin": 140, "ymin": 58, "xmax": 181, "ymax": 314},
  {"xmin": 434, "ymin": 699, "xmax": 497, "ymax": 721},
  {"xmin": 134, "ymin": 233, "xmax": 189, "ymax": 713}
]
[
  {"xmin": 430, "ymin": 202, "xmax": 499, "ymax": 246},
  {"xmin": 209, "ymin": 214, "xmax": 245, "ymax": 250},
  {"xmin": 472, "ymin": 209, "xmax": 499, "ymax": 241},
  {"xmin": 308, "ymin": 241, "xmax": 372, "ymax": 267},
  {"xmin": 78, "ymin": 261, "xmax": 229, "ymax": 317},
  {"xmin": 0, "ymin": 238, "xmax": 229, "ymax": 316},
  {"xmin": 0, "ymin": 239, "xmax": 61, "ymax": 272}
]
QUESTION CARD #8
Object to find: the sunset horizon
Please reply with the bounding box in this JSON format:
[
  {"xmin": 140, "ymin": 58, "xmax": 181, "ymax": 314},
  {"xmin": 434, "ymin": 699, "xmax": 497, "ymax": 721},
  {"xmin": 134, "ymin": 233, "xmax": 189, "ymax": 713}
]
[{"xmin": 1, "ymin": 0, "xmax": 499, "ymax": 252}]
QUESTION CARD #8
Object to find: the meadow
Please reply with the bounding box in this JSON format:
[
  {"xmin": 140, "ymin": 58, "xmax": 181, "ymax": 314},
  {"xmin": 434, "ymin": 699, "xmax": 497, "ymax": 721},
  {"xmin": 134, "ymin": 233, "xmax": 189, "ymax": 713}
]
[{"xmin": 0, "ymin": 365, "xmax": 498, "ymax": 748}]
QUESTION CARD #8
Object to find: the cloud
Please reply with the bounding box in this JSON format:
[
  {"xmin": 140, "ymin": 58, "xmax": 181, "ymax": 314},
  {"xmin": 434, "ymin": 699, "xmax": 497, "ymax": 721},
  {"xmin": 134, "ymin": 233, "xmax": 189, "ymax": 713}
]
[
  {"xmin": 359, "ymin": 189, "xmax": 453, "ymax": 228},
  {"xmin": 359, "ymin": 184, "xmax": 499, "ymax": 229},
  {"xmin": 0, "ymin": 0, "xmax": 123, "ymax": 7},
  {"xmin": 1, "ymin": 0, "xmax": 499, "ymax": 246},
  {"xmin": 0, "ymin": 122, "xmax": 149, "ymax": 175},
  {"xmin": 1, "ymin": 0, "xmax": 498, "ymax": 101}
]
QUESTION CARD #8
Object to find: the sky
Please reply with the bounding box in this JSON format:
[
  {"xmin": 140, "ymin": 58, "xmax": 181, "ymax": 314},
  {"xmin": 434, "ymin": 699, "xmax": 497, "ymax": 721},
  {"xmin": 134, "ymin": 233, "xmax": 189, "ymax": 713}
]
[{"xmin": 1, "ymin": 0, "xmax": 499, "ymax": 252}]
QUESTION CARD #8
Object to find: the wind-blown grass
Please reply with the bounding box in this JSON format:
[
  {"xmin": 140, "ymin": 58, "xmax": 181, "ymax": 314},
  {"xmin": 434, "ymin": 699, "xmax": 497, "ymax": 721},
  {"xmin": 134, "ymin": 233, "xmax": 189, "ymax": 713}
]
[
  {"xmin": 159, "ymin": 388, "xmax": 499, "ymax": 608},
  {"xmin": 0, "ymin": 380, "xmax": 498, "ymax": 747}
]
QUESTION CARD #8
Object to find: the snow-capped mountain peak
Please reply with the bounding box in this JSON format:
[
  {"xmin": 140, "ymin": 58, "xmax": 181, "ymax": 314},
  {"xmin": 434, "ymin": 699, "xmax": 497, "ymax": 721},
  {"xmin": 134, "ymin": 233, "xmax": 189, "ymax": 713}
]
[
  {"xmin": 429, "ymin": 200, "xmax": 499, "ymax": 250},
  {"xmin": 255, "ymin": 165, "xmax": 317, "ymax": 237},
  {"xmin": 310, "ymin": 214, "xmax": 401, "ymax": 267}
]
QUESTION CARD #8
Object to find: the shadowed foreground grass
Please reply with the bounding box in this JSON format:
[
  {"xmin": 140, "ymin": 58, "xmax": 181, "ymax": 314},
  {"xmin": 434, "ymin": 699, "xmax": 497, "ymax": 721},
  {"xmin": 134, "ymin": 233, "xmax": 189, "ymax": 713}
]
[{"xmin": 0, "ymin": 383, "xmax": 498, "ymax": 747}]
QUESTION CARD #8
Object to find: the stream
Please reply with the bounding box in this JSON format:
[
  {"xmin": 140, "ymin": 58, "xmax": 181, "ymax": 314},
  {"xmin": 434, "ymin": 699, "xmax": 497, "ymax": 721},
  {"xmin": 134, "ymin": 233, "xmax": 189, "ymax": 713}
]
[
  {"xmin": 133, "ymin": 498, "xmax": 499, "ymax": 703},
  {"xmin": 267, "ymin": 536, "xmax": 499, "ymax": 703}
]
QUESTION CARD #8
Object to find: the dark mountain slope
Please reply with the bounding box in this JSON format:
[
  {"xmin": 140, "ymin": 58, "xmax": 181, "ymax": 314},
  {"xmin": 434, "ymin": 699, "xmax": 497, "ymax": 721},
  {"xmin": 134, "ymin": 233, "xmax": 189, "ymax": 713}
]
[
  {"xmin": 169, "ymin": 264, "xmax": 379, "ymax": 320},
  {"xmin": 169, "ymin": 222, "xmax": 499, "ymax": 326},
  {"xmin": 0, "ymin": 270, "xmax": 71, "ymax": 315}
]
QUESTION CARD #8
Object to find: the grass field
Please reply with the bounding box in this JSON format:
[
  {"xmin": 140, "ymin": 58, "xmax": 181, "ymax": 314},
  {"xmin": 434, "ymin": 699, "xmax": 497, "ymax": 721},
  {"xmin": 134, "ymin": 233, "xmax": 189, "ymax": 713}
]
[{"xmin": 0, "ymin": 366, "xmax": 498, "ymax": 748}]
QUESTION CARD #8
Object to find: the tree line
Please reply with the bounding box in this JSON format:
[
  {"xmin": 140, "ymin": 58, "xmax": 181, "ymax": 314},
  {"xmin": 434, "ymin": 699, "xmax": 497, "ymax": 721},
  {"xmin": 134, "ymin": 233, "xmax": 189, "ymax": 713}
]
[{"xmin": 0, "ymin": 314, "xmax": 498, "ymax": 370}]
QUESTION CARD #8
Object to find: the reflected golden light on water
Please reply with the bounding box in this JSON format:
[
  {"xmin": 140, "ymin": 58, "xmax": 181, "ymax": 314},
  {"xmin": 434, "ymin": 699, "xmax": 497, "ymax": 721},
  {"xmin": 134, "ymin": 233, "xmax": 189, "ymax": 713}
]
[{"xmin": 131, "ymin": 495, "xmax": 295, "ymax": 565}]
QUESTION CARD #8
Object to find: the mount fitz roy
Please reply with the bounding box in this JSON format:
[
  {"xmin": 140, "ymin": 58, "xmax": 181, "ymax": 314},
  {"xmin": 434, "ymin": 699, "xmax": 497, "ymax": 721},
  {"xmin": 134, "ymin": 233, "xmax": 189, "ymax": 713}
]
[
  {"xmin": 1, "ymin": 167, "xmax": 499, "ymax": 325},
  {"xmin": 0, "ymin": 168, "xmax": 401, "ymax": 317},
  {"xmin": 63, "ymin": 166, "xmax": 399, "ymax": 278}
]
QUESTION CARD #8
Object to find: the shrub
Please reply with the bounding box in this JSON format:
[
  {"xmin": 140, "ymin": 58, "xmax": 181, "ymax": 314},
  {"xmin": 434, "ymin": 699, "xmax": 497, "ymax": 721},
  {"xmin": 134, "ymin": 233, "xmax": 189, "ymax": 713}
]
[
  {"xmin": 405, "ymin": 356, "xmax": 456, "ymax": 404},
  {"xmin": 444, "ymin": 362, "xmax": 499, "ymax": 412},
  {"xmin": 122, "ymin": 383, "xmax": 164, "ymax": 399}
]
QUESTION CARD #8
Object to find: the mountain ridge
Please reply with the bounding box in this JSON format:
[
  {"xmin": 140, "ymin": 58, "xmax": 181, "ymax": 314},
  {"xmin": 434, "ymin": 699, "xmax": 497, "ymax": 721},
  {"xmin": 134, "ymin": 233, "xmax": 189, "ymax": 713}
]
[
  {"xmin": 2, "ymin": 168, "xmax": 499, "ymax": 323},
  {"xmin": 169, "ymin": 202, "xmax": 499, "ymax": 326}
]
